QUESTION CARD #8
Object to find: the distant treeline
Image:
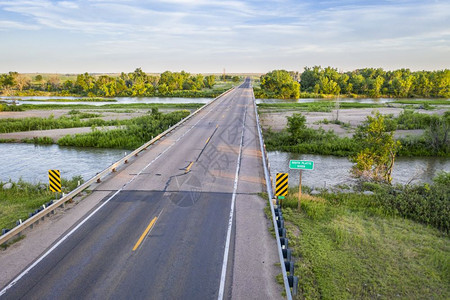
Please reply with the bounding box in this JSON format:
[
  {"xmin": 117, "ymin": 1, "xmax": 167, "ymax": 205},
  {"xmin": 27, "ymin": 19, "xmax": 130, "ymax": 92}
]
[
  {"xmin": 256, "ymin": 67, "xmax": 449, "ymax": 99},
  {"xmin": 0, "ymin": 68, "xmax": 241, "ymax": 97}
]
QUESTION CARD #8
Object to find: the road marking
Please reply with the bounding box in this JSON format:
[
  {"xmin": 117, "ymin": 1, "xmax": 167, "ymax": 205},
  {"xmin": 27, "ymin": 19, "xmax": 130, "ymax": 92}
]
[
  {"xmin": 185, "ymin": 161, "xmax": 194, "ymax": 173},
  {"xmin": 132, "ymin": 217, "xmax": 158, "ymax": 251},
  {"xmin": 217, "ymin": 104, "xmax": 248, "ymax": 300},
  {"xmin": 205, "ymin": 137, "xmax": 211, "ymax": 145},
  {"xmin": 0, "ymin": 88, "xmax": 228, "ymax": 297}
]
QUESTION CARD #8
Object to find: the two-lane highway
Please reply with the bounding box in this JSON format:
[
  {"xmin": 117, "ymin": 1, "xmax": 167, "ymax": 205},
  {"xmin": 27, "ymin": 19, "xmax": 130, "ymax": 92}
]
[{"xmin": 1, "ymin": 79, "xmax": 273, "ymax": 299}]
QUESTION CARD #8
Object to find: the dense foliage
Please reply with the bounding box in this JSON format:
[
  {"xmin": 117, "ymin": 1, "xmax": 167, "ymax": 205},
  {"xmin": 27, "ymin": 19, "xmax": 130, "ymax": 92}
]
[
  {"xmin": 0, "ymin": 114, "xmax": 124, "ymax": 133},
  {"xmin": 263, "ymin": 111, "xmax": 449, "ymax": 157},
  {"xmin": 275, "ymin": 175, "xmax": 449, "ymax": 299},
  {"xmin": 0, "ymin": 69, "xmax": 228, "ymax": 97},
  {"xmin": 264, "ymin": 113, "xmax": 357, "ymax": 156},
  {"xmin": 300, "ymin": 66, "xmax": 450, "ymax": 98},
  {"xmin": 0, "ymin": 176, "xmax": 84, "ymax": 232},
  {"xmin": 57, "ymin": 109, "xmax": 190, "ymax": 149},
  {"xmin": 254, "ymin": 67, "xmax": 449, "ymax": 99},
  {"xmin": 258, "ymin": 70, "xmax": 300, "ymax": 99},
  {"xmin": 351, "ymin": 112, "xmax": 401, "ymax": 184},
  {"xmin": 361, "ymin": 172, "xmax": 450, "ymax": 233}
]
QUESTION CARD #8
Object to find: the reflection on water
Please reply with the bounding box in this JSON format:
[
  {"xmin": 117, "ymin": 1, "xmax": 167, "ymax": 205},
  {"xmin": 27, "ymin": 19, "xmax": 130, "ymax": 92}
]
[
  {"xmin": 256, "ymin": 97, "xmax": 449, "ymax": 104},
  {"xmin": 1, "ymin": 144, "xmax": 448, "ymax": 187},
  {"xmin": 0, "ymin": 144, "xmax": 126, "ymax": 183},
  {"xmin": 268, "ymin": 151, "xmax": 450, "ymax": 188},
  {"xmin": 0, "ymin": 96, "xmax": 211, "ymax": 106}
]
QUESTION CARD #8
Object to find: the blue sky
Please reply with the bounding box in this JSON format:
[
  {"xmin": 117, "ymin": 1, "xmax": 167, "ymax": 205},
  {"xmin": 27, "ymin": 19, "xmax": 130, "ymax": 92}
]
[{"xmin": 0, "ymin": 0, "xmax": 449, "ymax": 73}]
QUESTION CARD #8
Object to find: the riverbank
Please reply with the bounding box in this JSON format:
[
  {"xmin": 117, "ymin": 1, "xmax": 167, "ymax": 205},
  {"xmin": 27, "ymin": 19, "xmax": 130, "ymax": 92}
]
[{"xmin": 0, "ymin": 177, "xmax": 83, "ymax": 232}]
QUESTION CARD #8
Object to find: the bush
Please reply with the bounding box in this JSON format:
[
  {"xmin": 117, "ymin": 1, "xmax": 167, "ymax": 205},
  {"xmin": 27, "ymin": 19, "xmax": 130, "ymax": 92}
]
[{"xmin": 372, "ymin": 172, "xmax": 450, "ymax": 232}]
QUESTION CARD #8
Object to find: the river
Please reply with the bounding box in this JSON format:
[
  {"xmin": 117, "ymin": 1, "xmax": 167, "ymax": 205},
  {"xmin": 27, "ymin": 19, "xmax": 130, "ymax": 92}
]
[
  {"xmin": 268, "ymin": 152, "xmax": 449, "ymax": 188},
  {"xmin": 1, "ymin": 144, "xmax": 448, "ymax": 187},
  {"xmin": 0, "ymin": 96, "xmax": 211, "ymax": 106},
  {"xmin": 0, "ymin": 143, "xmax": 125, "ymax": 183},
  {"xmin": 3, "ymin": 96, "xmax": 444, "ymax": 106}
]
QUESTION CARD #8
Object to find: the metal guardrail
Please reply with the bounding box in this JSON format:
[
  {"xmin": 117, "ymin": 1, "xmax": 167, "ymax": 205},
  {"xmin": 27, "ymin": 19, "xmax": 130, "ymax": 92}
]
[
  {"xmin": 251, "ymin": 89, "xmax": 293, "ymax": 299},
  {"xmin": 0, "ymin": 87, "xmax": 236, "ymax": 247}
]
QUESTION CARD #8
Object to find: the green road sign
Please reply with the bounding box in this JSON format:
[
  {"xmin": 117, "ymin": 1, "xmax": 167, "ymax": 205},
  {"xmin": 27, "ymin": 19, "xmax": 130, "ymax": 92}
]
[{"xmin": 289, "ymin": 160, "xmax": 314, "ymax": 170}]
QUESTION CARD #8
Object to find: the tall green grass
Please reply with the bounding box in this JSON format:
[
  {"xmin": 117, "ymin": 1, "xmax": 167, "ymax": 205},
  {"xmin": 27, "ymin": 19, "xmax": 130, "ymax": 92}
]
[
  {"xmin": 17, "ymin": 103, "xmax": 203, "ymax": 111},
  {"xmin": 0, "ymin": 177, "xmax": 83, "ymax": 232},
  {"xmin": 257, "ymin": 102, "xmax": 384, "ymax": 110},
  {"xmin": 0, "ymin": 115, "xmax": 123, "ymax": 133},
  {"xmin": 273, "ymin": 175, "xmax": 449, "ymax": 299},
  {"xmin": 57, "ymin": 110, "xmax": 190, "ymax": 149}
]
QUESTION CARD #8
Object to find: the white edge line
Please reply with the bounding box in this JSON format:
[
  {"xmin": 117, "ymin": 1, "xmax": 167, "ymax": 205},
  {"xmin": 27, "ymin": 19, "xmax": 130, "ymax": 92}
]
[
  {"xmin": 217, "ymin": 99, "xmax": 248, "ymax": 300},
  {"xmin": 0, "ymin": 89, "xmax": 229, "ymax": 297},
  {"xmin": 252, "ymin": 86, "xmax": 292, "ymax": 299}
]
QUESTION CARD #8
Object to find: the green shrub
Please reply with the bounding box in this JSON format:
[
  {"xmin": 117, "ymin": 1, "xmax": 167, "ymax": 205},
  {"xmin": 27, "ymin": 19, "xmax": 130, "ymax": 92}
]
[
  {"xmin": 57, "ymin": 110, "xmax": 190, "ymax": 149},
  {"xmin": 371, "ymin": 172, "xmax": 450, "ymax": 232}
]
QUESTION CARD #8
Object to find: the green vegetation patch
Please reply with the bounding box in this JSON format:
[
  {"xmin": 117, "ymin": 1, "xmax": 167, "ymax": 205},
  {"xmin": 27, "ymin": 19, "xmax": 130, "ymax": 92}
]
[
  {"xmin": 277, "ymin": 175, "xmax": 449, "ymax": 299},
  {"xmin": 0, "ymin": 177, "xmax": 83, "ymax": 231},
  {"xmin": 0, "ymin": 114, "xmax": 122, "ymax": 133},
  {"xmin": 263, "ymin": 111, "xmax": 449, "ymax": 157},
  {"xmin": 17, "ymin": 103, "xmax": 204, "ymax": 111},
  {"xmin": 257, "ymin": 102, "xmax": 384, "ymax": 110},
  {"xmin": 57, "ymin": 109, "xmax": 190, "ymax": 149},
  {"xmin": 18, "ymin": 98, "xmax": 117, "ymax": 102}
]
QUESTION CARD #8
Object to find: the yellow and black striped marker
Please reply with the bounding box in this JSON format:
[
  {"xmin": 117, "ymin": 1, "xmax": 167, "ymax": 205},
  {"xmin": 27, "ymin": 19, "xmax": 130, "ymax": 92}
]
[
  {"xmin": 48, "ymin": 169, "xmax": 61, "ymax": 193},
  {"xmin": 275, "ymin": 173, "xmax": 288, "ymax": 197}
]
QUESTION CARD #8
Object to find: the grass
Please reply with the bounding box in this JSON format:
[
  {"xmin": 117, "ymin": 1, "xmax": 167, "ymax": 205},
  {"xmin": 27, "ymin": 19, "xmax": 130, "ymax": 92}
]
[
  {"xmin": 14, "ymin": 98, "xmax": 117, "ymax": 102},
  {"xmin": 393, "ymin": 99, "xmax": 450, "ymax": 106},
  {"xmin": 274, "ymin": 186, "xmax": 449, "ymax": 299},
  {"xmin": 16, "ymin": 103, "xmax": 204, "ymax": 111},
  {"xmin": 0, "ymin": 177, "xmax": 83, "ymax": 232},
  {"xmin": 57, "ymin": 110, "xmax": 190, "ymax": 149},
  {"xmin": 21, "ymin": 136, "xmax": 54, "ymax": 144},
  {"xmin": 0, "ymin": 115, "xmax": 122, "ymax": 133},
  {"xmin": 257, "ymin": 102, "xmax": 385, "ymax": 111}
]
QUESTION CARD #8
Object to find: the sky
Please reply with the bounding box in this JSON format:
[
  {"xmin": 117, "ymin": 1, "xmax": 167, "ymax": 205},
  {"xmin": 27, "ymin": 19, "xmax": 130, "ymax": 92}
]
[{"xmin": 0, "ymin": 0, "xmax": 449, "ymax": 74}]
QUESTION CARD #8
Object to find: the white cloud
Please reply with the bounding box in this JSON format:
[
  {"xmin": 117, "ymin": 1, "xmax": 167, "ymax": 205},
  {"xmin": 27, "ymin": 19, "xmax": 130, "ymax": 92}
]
[
  {"xmin": 0, "ymin": 20, "xmax": 39, "ymax": 30},
  {"xmin": 0, "ymin": 0, "xmax": 448, "ymax": 72}
]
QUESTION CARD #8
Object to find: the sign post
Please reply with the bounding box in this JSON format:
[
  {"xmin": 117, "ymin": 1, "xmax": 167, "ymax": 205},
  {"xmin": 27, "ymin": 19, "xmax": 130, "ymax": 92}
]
[
  {"xmin": 289, "ymin": 160, "xmax": 314, "ymax": 210},
  {"xmin": 275, "ymin": 173, "xmax": 288, "ymax": 206},
  {"xmin": 48, "ymin": 169, "xmax": 61, "ymax": 199}
]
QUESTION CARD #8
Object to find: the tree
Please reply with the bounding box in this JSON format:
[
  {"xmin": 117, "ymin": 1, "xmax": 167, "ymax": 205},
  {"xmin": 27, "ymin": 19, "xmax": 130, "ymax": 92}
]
[
  {"xmin": 260, "ymin": 70, "xmax": 300, "ymax": 99},
  {"xmin": 204, "ymin": 75, "xmax": 215, "ymax": 88},
  {"xmin": 426, "ymin": 116, "xmax": 449, "ymax": 155},
  {"xmin": 15, "ymin": 74, "xmax": 30, "ymax": 91},
  {"xmin": 351, "ymin": 111, "xmax": 401, "ymax": 184}
]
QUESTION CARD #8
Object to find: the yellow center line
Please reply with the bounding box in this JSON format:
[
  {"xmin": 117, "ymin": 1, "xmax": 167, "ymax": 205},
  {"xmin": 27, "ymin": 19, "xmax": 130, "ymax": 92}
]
[
  {"xmin": 185, "ymin": 161, "xmax": 194, "ymax": 173},
  {"xmin": 132, "ymin": 216, "xmax": 158, "ymax": 251},
  {"xmin": 205, "ymin": 137, "xmax": 211, "ymax": 145}
]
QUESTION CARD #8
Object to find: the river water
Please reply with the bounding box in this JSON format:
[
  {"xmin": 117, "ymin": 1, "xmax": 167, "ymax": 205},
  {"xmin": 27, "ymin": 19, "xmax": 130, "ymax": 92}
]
[
  {"xmin": 1, "ymin": 143, "xmax": 448, "ymax": 187},
  {"xmin": 3, "ymin": 96, "xmax": 444, "ymax": 106},
  {"xmin": 0, "ymin": 96, "xmax": 212, "ymax": 106},
  {"xmin": 268, "ymin": 151, "xmax": 450, "ymax": 188},
  {"xmin": 0, "ymin": 144, "xmax": 125, "ymax": 183}
]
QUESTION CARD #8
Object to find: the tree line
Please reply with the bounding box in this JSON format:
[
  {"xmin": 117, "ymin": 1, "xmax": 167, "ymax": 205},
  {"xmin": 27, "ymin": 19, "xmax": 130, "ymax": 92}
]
[
  {"xmin": 0, "ymin": 68, "xmax": 238, "ymax": 97},
  {"xmin": 258, "ymin": 67, "xmax": 449, "ymax": 99}
]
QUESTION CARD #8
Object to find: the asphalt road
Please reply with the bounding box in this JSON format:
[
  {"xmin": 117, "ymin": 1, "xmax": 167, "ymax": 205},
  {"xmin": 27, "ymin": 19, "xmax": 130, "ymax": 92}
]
[{"xmin": 1, "ymin": 79, "xmax": 269, "ymax": 299}]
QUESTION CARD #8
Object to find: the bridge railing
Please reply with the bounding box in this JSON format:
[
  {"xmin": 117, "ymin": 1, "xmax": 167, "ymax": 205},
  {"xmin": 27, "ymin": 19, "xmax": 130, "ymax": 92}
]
[
  {"xmin": 251, "ymin": 89, "xmax": 296, "ymax": 299},
  {"xmin": 0, "ymin": 87, "xmax": 236, "ymax": 247}
]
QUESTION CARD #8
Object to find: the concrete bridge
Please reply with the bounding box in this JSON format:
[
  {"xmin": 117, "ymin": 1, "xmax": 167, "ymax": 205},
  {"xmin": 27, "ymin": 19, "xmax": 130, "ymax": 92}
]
[{"xmin": 0, "ymin": 79, "xmax": 294, "ymax": 299}]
